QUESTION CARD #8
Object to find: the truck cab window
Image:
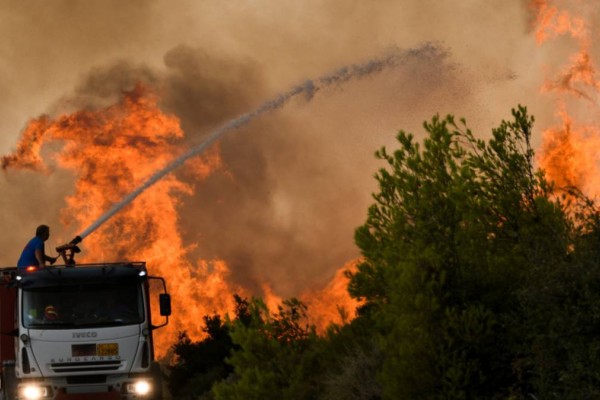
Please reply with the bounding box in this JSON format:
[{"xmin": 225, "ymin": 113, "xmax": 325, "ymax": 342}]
[{"xmin": 22, "ymin": 282, "xmax": 144, "ymax": 328}]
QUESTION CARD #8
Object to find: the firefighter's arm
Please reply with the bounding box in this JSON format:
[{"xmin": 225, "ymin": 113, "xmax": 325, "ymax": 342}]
[
  {"xmin": 35, "ymin": 248, "xmax": 45, "ymax": 266},
  {"xmin": 35, "ymin": 249, "xmax": 57, "ymax": 266},
  {"xmin": 44, "ymin": 254, "xmax": 58, "ymax": 264}
]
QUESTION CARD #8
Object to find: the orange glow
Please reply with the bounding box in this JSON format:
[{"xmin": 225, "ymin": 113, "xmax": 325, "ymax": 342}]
[{"xmin": 3, "ymin": 83, "xmax": 359, "ymax": 357}]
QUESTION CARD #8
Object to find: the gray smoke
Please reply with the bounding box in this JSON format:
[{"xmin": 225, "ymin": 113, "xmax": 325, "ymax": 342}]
[{"xmin": 78, "ymin": 44, "xmax": 446, "ymax": 241}]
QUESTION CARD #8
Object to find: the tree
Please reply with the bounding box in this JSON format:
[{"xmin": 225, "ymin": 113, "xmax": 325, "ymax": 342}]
[
  {"xmin": 168, "ymin": 295, "xmax": 250, "ymax": 399},
  {"xmin": 319, "ymin": 320, "xmax": 384, "ymax": 400},
  {"xmin": 348, "ymin": 106, "xmax": 568, "ymax": 398},
  {"xmin": 515, "ymin": 193, "xmax": 600, "ymax": 398},
  {"xmin": 212, "ymin": 298, "xmax": 319, "ymax": 400}
]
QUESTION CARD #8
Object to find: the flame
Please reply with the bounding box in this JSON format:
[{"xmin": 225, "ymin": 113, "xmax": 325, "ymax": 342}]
[
  {"xmin": 302, "ymin": 260, "xmax": 362, "ymax": 331},
  {"xmin": 538, "ymin": 107, "xmax": 600, "ymax": 197},
  {"xmin": 531, "ymin": 1, "xmax": 600, "ymax": 199},
  {"xmin": 261, "ymin": 282, "xmax": 284, "ymax": 313},
  {"xmin": 1, "ymin": 116, "xmax": 53, "ymax": 172},
  {"xmin": 261, "ymin": 261, "xmax": 361, "ymax": 332},
  {"xmin": 542, "ymin": 49, "xmax": 600, "ymax": 101},
  {"xmin": 530, "ymin": 0, "xmax": 587, "ymax": 45},
  {"xmin": 3, "ymin": 83, "xmax": 359, "ymax": 357}
]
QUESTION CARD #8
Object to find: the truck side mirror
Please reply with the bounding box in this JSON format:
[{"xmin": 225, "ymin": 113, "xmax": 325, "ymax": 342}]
[{"xmin": 159, "ymin": 294, "xmax": 171, "ymax": 317}]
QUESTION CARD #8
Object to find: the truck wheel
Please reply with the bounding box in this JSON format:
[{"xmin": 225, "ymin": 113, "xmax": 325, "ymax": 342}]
[{"xmin": 1, "ymin": 366, "xmax": 16, "ymax": 400}]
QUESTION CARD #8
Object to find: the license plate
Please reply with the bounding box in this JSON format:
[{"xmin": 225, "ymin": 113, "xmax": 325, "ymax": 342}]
[
  {"xmin": 72, "ymin": 344, "xmax": 96, "ymax": 357},
  {"xmin": 97, "ymin": 343, "xmax": 119, "ymax": 356}
]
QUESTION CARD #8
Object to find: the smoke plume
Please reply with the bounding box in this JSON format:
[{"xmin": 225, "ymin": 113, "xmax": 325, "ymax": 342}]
[{"xmin": 0, "ymin": 1, "xmax": 554, "ymax": 328}]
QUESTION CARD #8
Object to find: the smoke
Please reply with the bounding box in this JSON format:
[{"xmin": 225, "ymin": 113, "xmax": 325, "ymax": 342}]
[
  {"xmin": 68, "ymin": 45, "xmax": 449, "ymax": 295},
  {"xmin": 0, "ymin": 1, "xmax": 547, "ymax": 298}
]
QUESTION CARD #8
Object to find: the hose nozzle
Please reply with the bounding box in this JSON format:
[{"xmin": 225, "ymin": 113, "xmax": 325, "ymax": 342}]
[{"xmin": 55, "ymin": 236, "xmax": 82, "ymax": 266}]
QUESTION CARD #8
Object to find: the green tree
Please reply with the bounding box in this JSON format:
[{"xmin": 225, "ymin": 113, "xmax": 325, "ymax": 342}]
[
  {"xmin": 212, "ymin": 298, "xmax": 319, "ymax": 400},
  {"xmin": 349, "ymin": 106, "xmax": 568, "ymax": 398},
  {"xmin": 168, "ymin": 295, "xmax": 250, "ymax": 399},
  {"xmin": 515, "ymin": 193, "xmax": 600, "ymax": 398},
  {"xmin": 319, "ymin": 317, "xmax": 384, "ymax": 400}
]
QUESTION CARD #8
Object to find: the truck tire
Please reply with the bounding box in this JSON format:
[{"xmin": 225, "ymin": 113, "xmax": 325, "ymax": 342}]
[{"xmin": 1, "ymin": 366, "xmax": 16, "ymax": 400}]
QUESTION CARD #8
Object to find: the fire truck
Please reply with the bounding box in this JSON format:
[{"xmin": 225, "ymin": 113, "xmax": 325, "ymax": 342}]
[{"xmin": 0, "ymin": 262, "xmax": 170, "ymax": 399}]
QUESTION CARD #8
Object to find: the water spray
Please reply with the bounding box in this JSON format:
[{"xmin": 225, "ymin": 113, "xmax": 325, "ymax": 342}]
[{"xmin": 71, "ymin": 43, "xmax": 444, "ymax": 247}]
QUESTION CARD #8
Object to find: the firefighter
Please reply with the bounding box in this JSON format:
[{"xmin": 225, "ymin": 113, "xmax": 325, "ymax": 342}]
[
  {"xmin": 17, "ymin": 225, "xmax": 58, "ymax": 269},
  {"xmin": 44, "ymin": 305, "xmax": 59, "ymax": 321}
]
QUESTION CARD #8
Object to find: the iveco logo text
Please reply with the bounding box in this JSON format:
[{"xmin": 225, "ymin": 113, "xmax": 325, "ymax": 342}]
[{"xmin": 72, "ymin": 332, "xmax": 98, "ymax": 338}]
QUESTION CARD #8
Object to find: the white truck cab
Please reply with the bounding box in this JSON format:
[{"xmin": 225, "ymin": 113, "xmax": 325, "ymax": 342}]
[{"xmin": 0, "ymin": 263, "xmax": 170, "ymax": 400}]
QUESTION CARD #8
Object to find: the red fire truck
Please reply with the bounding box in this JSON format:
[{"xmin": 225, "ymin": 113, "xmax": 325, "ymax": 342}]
[{"xmin": 0, "ymin": 262, "xmax": 170, "ymax": 399}]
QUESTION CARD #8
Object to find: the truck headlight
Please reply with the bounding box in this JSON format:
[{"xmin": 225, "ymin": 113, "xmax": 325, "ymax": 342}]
[
  {"xmin": 19, "ymin": 384, "xmax": 49, "ymax": 400},
  {"xmin": 126, "ymin": 380, "xmax": 151, "ymax": 395}
]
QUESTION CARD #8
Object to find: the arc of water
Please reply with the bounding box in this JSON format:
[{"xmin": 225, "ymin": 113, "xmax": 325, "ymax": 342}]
[{"xmin": 77, "ymin": 43, "xmax": 443, "ymax": 241}]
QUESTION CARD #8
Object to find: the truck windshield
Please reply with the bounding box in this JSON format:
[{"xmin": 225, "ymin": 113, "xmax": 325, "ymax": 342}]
[{"xmin": 22, "ymin": 281, "xmax": 144, "ymax": 329}]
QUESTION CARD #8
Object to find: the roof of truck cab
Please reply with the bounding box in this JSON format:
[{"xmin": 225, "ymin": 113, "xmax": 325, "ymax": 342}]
[{"xmin": 12, "ymin": 262, "xmax": 148, "ymax": 288}]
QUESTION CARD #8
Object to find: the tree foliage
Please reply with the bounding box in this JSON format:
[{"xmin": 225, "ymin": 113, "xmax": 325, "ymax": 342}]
[
  {"xmin": 212, "ymin": 298, "xmax": 319, "ymax": 400},
  {"xmin": 349, "ymin": 105, "xmax": 600, "ymax": 399},
  {"xmin": 168, "ymin": 295, "xmax": 250, "ymax": 399}
]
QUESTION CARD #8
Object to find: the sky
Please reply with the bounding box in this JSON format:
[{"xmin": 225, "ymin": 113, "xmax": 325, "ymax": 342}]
[{"xmin": 0, "ymin": 0, "xmax": 577, "ymax": 297}]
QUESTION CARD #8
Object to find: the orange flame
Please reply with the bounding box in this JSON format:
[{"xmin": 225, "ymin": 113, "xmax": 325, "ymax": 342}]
[
  {"xmin": 538, "ymin": 107, "xmax": 600, "ymax": 196},
  {"xmin": 261, "ymin": 282, "xmax": 284, "ymax": 313},
  {"xmin": 1, "ymin": 116, "xmax": 53, "ymax": 172},
  {"xmin": 3, "ymin": 83, "xmax": 359, "ymax": 357},
  {"xmin": 530, "ymin": 0, "xmax": 587, "ymax": 45},
  {"xmin": 260, "ymin": 261, "xmax": 360, "ymax": 332},
  {"xmin": 542, "ymin": 49, "xmax": 600, "ymax": 101},
  {"xmin": 302, "ymin": 260, "xmax": 362, "ymax": 331},
  {"xmin": 532, "ymin": 1, "xmax": 600, "ymax": 199}
]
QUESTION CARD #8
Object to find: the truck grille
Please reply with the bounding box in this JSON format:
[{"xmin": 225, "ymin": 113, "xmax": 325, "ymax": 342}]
[
  {"xmin": 67, "ymin": 375, "xmax": 107, "ymax": 384},
  {"xmin": 51, "ymin": 360, "xmax": 122, "ymax": 373}
]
